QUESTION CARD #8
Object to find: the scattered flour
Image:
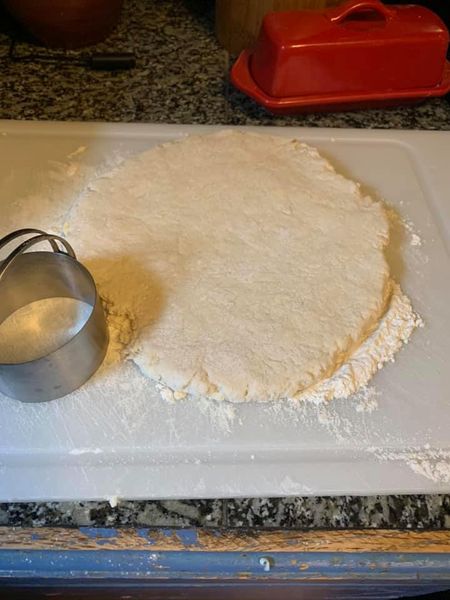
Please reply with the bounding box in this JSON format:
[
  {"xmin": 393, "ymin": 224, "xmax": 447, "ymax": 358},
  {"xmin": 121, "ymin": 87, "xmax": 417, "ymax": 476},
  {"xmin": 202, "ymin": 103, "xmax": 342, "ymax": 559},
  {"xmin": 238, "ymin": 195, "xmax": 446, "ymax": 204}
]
[
  {"xmin": 367, "ymin": 447, "xmax": 450, "ymax": 484},
  {"xmin": 353, "ymin": 386, "xmax": 380, "ymax": 413},
  {"xmin": 403, "ymin": 217, "xmax": 423, "ymax": 247},
  {"xmin": 108, "ymin": 495, "xmax": 119, "ymax": 508},
  {"xmin": 158, "ymin": 386, "xmax": 176, "ymax": 404},
  {"xmin": 155, "ymin": 383, "xmax": 239, "ymax": 434},
  {"xmin": 69, "ymin": 448, "xmax": 103, "ymax": 455},
  {"xmin": 67, "ymin": 145, "xmax": 87, "ymax": 160},
  {"xmin": 196, "ymin": 396, "xmax": 240, "ymax": 433},
  {"xmin": 410, "ymin": 233, "xmax": 422, "ymax": 247}
]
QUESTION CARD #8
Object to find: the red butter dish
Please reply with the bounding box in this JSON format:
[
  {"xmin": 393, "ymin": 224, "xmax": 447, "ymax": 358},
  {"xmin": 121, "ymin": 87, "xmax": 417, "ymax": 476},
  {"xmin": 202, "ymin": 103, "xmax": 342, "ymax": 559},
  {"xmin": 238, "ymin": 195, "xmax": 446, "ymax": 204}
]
[{"xmin": 231, "ymin": 0, "xmax": 450, "ymax": 114}]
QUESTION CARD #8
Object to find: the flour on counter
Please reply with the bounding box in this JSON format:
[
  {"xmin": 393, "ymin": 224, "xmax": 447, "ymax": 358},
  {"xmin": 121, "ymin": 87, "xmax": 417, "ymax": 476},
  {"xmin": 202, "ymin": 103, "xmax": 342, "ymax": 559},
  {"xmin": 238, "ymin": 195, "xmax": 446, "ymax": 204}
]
[
  {"xmin": 108, "ymin": 495, "xmax": 120, "ymax": 508},
  {"xmin": 69, "ymin": 448, "xmax": 103, "ymax": 455},
  {"xmin": 403, "ymin": 216, "xmax": 423, "ymax": 247},
  {"xmin": 410, "ymin": 233, "xmax": 422, "ymax": 247},
  {"xmin": 67, "ymin": 145, "xmax": 87, "ymax": 160},
  {"xmin": 155, "ymin": 383, "xmax": 239, "ymax": 434},
  {"xmin": 368, "ymin": 447, "xmax": 450, "ymax": 484},
  {"xmin": 353, "ymin": 386, "xmax": 380, "ymax": 413}
]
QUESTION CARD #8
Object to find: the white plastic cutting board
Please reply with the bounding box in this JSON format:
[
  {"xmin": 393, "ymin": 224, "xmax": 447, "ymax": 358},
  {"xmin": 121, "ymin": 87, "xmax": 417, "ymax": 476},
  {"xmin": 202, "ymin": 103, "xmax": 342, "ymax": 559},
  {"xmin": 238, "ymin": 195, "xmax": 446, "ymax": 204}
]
[{"xmin": 0, "ymin": 121, "xmax": 449, "ymax": 502}]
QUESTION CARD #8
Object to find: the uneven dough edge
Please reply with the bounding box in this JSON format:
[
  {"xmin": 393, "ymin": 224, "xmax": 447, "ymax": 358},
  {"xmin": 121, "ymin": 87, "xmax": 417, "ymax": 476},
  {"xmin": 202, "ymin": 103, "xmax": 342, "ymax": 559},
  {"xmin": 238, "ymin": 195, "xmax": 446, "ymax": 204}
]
[{"xmin": 142, "ymin": 281, "xmax": 420, "ymax": 405}]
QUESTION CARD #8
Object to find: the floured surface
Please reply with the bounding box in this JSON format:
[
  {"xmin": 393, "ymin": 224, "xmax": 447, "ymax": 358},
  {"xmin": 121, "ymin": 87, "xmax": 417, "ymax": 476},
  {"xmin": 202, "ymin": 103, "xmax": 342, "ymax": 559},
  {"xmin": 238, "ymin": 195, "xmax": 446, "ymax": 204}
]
[
  {"xmin": 0, "ymin": 122, "xmax": 449, "ymax": 500},
  {"xmin": 65, "ymin": 130, "xmax": 398, "ymax": 403}
]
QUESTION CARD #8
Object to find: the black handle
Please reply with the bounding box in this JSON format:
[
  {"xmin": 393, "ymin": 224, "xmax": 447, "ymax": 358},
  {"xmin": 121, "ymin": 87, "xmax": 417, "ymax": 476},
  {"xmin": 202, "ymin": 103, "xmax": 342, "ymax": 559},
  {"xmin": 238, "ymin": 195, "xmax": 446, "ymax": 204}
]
[{"xmin": 88, "ymin": 53, "xmax": 136, "ymax": 71}]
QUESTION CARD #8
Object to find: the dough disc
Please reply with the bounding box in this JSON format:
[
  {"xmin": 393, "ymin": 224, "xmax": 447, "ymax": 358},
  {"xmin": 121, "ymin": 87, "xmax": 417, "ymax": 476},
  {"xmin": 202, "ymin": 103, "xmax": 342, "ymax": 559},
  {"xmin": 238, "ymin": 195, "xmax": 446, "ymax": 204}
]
[{"xmin": 66, "ymin": 131, "xmax": 391, "ymax": 402}]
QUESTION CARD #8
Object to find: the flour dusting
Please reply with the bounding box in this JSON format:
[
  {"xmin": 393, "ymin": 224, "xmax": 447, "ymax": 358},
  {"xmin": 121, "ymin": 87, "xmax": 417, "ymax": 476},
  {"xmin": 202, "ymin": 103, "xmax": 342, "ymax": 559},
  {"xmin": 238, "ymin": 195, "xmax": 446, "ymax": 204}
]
[
  {"xmin": 67, "ymin": 145, "xmax": 87, "ymax": 160},
  {"xmin": 410, "ymin": 233, "xmax": 422, "ymax": 247},
  {"xmin": 69, "ymin": 447, "xmax": 103, "ymax": 456},
  {"xmin": 353, "ymin": 386, "xmax": 380, "ymax": 413},
  {"xmin": 155, "ymin": 383, "xmax": 238, "ymax": 434},
  {"xmin": 403, "ymin": 217, "xmax": 423, "ymax": 247},
  {"xmin": 367, "ymin": 447, "xmax": 450, "ymax": 484}
]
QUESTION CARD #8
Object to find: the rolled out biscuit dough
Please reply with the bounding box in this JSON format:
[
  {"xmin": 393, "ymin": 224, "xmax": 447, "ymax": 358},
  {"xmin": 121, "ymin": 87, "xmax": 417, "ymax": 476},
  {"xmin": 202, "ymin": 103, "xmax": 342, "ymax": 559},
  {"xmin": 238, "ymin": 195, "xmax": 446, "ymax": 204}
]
[{"xmin": 65, "ymin": 130, "xmax": 407, "ymax": 403}]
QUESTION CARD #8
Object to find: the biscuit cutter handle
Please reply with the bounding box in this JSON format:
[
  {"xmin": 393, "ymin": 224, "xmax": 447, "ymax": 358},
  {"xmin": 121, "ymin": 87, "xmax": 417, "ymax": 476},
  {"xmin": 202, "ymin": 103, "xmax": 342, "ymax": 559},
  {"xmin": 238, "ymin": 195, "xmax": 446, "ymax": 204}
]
[{"xmin": 0, "ymin": 229, "xmax": 76, "ymax": 283}]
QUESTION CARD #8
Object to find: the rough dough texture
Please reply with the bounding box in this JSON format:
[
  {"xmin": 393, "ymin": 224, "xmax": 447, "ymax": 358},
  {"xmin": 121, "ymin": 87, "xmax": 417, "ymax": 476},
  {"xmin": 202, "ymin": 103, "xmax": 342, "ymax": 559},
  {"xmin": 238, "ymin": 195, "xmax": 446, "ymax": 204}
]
[{"xmin": 65, "ymin": 130, "xmax": 392, "ymax": 402}]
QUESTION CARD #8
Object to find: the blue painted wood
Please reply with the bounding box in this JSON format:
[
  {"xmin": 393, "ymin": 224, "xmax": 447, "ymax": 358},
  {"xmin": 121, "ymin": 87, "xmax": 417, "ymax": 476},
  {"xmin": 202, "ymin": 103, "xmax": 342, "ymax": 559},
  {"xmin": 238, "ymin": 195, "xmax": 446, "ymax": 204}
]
[
  {"xmin": 79, "ymin": 527, "xmax": 203, "ymax": 547},
  {"xmin": 0, "ymin": 550, "xmax": 449, "ymax": 581},
  {"xmin": 80, "ymin": 528, "xmax": 119, "ymax": 539},
  {"xmin": 2, "ymin": 528, "xmax": 450, "ymax": 597}
]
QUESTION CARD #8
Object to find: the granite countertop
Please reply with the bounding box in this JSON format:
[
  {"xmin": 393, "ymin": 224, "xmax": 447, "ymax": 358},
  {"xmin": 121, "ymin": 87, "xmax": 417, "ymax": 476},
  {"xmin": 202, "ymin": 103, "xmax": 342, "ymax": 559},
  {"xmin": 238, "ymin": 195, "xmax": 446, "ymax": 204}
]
[{"xmin": 0, "ymin": 0, "xmax": 449, "ymax": 530}]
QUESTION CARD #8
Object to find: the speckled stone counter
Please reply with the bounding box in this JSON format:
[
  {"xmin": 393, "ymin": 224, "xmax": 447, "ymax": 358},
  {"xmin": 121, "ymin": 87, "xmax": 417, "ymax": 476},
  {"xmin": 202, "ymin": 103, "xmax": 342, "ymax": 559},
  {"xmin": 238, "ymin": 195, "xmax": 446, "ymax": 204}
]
[
  {"xmin": 1, "ymin": 496, "xmax": 449, "ymax": 530},
  {"xmin": 0, "ymin": 0, "xmax": 449, "ymax": 530},
  {"xmin": 1, "ymin": 0, "xmax": 449, "ymax": 128}
]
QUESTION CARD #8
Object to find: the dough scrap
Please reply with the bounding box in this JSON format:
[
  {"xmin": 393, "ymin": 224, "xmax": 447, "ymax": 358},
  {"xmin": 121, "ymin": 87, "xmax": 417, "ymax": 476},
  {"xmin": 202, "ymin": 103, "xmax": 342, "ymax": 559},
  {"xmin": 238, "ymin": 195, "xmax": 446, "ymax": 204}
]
[{"xmin": 65, "ymin": 130, "xmax": 395, "ymax": 403}]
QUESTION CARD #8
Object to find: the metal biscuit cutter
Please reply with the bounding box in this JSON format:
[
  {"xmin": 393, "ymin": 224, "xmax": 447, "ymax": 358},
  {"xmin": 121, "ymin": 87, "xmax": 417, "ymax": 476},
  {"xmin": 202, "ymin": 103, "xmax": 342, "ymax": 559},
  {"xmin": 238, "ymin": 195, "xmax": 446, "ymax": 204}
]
[{"xmin": 0, "ymin": 229, "xmax": 109, "ymax": 402}]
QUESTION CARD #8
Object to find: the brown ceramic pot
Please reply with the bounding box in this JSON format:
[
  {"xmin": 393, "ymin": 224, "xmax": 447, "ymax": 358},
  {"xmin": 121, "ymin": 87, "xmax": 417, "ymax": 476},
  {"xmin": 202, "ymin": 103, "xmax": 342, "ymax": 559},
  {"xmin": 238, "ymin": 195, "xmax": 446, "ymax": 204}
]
[{"xmin": 4, "ymin": 0, "xmax": 124, "ymax": 49}]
